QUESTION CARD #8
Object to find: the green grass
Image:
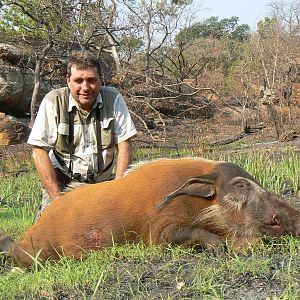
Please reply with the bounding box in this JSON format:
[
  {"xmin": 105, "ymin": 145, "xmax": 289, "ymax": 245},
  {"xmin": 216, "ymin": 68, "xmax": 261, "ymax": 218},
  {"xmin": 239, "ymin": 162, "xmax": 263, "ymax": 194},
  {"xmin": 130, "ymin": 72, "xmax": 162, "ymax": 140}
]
[
  {"xmin": 2, "ymin": 241, "xmax": 300, "ymax": 299},
  {"xmin": 1, "ymin": 146, "xmax": 300, "ymax": 299}
]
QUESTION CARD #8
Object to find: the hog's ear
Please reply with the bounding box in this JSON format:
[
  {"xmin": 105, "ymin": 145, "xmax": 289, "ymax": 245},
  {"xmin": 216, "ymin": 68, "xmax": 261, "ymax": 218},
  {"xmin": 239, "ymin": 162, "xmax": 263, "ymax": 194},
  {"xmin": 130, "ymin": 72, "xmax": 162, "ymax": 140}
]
[
  {"xmin": 223, "ymin": 177, "xmax": 259, "ymax": 205},
  {"xmin": 157, "ymin": 177, "xmax": 216, "ymax": 207},
  {"xmin": 226, "ymin": 177, "xmax": 255, "ymax": 194}
]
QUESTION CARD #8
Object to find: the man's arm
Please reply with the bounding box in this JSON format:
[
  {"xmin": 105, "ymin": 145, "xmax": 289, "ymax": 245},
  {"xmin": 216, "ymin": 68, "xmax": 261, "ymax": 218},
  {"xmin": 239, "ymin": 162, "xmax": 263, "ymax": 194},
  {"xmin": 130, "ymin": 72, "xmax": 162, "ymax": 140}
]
[
  {"xmin": 32, "ymin": 146, "xmax": 61, "ymax": 200},
  {"xmin": 115, "ymin": 138, "xmax": 133, "ymax": 179}
]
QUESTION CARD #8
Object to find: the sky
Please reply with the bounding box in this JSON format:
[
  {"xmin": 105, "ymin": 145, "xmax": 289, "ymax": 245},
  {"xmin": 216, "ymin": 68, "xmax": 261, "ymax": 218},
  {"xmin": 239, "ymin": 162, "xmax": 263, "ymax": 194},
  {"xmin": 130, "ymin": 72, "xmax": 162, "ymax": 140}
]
[{"xmin": 195, "ymin": 0, "xmax": 271, "ymax": 29}]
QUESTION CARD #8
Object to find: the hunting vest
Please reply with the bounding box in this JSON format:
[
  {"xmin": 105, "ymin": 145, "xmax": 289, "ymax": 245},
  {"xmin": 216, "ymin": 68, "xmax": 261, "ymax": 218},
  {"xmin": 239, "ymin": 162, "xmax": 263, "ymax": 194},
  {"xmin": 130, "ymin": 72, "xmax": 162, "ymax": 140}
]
[{"xmin": 52, "ymin": 86, "xmax": 117, "ymax": 170}]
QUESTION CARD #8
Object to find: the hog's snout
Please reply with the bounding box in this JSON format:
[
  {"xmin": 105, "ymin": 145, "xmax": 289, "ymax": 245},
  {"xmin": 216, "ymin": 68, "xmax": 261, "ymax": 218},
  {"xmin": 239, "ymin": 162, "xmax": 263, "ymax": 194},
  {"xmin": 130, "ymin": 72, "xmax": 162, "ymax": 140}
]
[
  {"xmin": 258, "ymin": 205, "xmax": 300, "ymax": 237},
  {"xmin": 262, "ymin": 208, "xmax": 300, "ymax": 237}
]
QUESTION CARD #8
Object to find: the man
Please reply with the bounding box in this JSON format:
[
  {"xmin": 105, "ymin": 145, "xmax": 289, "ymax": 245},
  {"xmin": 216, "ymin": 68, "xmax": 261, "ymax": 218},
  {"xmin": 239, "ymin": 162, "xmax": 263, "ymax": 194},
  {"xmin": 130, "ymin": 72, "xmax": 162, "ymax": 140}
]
[{"xmin": 28, "ymin": 50, "xmax": 137, "ymax": 219}]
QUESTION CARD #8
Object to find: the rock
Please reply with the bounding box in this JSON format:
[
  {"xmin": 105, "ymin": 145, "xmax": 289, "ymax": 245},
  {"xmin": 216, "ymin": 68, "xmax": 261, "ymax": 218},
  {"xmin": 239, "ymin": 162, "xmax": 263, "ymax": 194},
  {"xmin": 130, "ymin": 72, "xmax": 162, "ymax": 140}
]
[
  {"xmin": 12, "ymin": 71, "xmax": 34, "ymax": 113},
  {"xmin": 0, "ymin": 43, "xmax": 51, "ymax": 114},
  {"xmin": 0, "ymin": 113, "xmax": 30, "ymax": 145},
  {"xmin": 0, "ymin": 43, "xmax": 26, "ymax": 66},
  {"xmin": 0, "ymin": 43, "xmax": 27, "ymax": 113},
  {"xmin": 0, "ymin": 65, "xmax": 24, "ymax": 110},
  {"xmin": 12, "ymin": 71, "xmax": 51, "ymax": 114}
]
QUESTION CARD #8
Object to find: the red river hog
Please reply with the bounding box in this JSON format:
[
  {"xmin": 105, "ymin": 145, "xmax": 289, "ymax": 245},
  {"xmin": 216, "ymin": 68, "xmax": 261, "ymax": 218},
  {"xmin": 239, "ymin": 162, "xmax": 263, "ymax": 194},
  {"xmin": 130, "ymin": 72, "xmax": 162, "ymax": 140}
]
[{"xmin": 1, "ymin": 157, "xmax": 300, "ymax": 266}]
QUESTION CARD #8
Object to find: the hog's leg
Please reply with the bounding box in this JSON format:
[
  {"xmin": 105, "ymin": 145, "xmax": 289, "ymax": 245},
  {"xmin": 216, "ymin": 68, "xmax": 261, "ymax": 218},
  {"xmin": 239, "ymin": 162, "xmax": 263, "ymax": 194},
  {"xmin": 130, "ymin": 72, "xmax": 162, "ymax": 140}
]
[{"xmin": 170, "ymin": 226, "xmax": 225, "ymax": 250}]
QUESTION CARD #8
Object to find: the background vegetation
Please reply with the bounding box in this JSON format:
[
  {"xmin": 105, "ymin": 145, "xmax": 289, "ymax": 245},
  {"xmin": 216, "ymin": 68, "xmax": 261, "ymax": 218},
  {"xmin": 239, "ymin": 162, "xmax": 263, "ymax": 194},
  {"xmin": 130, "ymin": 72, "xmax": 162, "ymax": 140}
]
[{"xmin": 0, "ymin": 0, "xmax": 300, "ymax": 139}]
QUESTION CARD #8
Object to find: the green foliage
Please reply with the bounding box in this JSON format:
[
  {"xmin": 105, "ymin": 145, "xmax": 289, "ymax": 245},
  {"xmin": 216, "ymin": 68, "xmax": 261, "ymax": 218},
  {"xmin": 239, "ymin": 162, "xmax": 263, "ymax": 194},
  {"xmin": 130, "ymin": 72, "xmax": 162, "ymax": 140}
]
[
  {"xmin": 119, "ymin": 35, "xmax": 144, "ymax": 60},
  {"xmin": 175, "ymin": 16, "xmax": 251, "ymax": 45},
  {"xmin": 120, "ymin": 36, "xmax": 143, "ymax": 50},
  {"xmin": 171, "ymin": 0, "xmax": 192, "ymax": 4},
  {"xmin": 0, "ymin": 0, "xmax": 73, "ymax": 40},
  {"xmin": 230, "ymin": 23, "xmax": 251, "ymax": 41},
  {"xmin": 257, "ymin": 16, "xmax": 277, "ymax": 37},
  {"xmin": 0, "ymin": 5, "xmax": 31, "ymax": 30}
]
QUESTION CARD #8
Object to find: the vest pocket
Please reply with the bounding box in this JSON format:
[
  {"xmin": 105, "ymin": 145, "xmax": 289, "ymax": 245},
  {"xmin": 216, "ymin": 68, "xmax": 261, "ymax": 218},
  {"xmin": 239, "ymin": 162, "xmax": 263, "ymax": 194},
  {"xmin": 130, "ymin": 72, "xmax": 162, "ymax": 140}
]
[
  {"xmin": 101, "ymin": 118, "xmax": 114, "ymax": 149},
  {"xmin": 57, "ymin": 123, "xmax": 69, "ymax": 135},
  {"xmin": 56, "ymin": 123, "xmax": 70, "ymax": 153}
]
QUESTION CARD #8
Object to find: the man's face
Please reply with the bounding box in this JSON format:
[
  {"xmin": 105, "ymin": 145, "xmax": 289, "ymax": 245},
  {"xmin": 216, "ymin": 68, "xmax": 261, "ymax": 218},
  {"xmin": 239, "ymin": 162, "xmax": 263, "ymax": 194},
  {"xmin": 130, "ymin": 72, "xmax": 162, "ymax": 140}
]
[{"xmin": 67, "ymin": 65, "xmax": 102, "ymax": 112}]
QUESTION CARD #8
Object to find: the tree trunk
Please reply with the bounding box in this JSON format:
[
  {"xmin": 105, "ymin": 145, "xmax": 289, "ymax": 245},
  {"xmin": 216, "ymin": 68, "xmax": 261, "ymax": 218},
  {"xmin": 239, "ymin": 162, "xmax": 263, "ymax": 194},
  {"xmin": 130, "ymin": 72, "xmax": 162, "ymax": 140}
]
[
  {"xmin": 30, "ymin": 41, "xmax": 52, "ymax": 126},
  {"xmin": 265, "ymin": 102, "xmax": 283, "ymax": 140},
  {"xmin": 30, "ymin": 58, "xmax": 42, "ymax": 127},
  {"xmin": 105, "ymin": 33, "xmax": 121, "ymax": 73}
]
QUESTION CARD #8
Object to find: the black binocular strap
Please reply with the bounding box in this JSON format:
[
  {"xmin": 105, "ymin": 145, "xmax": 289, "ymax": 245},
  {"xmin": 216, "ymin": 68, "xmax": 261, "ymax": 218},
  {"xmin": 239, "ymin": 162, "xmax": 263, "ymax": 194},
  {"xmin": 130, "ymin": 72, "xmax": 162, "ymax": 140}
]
[
  {"xmin": 67, "ymin": 106, "xmax": 76, "ymax": 176},
  {"xmin": 95, "ymin": 107, "xmax": 104, "ymax": 175}
]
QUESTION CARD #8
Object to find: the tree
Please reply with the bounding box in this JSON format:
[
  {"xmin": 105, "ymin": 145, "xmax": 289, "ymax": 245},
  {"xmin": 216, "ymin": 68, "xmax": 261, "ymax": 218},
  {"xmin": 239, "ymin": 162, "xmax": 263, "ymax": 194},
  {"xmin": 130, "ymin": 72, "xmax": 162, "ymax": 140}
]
[
  {"xmin": 175, "ymin": 16, "xmax": 251, "ymax": 45},
  {"xmin": 70, "ymin": 0, "xmax": 124, "ymax": 73},
  {"xmin": 120, "ymin": 0, "xmax": 192, "ymax": 76},
  {"xmin": 0, "ymin": 0, "xmax": 77, "ymax": 124}
]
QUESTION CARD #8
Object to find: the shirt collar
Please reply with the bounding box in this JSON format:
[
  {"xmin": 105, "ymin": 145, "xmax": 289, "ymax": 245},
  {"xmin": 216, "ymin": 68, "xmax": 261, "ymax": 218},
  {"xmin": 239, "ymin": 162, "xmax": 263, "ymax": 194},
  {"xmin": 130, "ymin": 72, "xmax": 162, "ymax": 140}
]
[{"xmin": 68, "ymin": 92, "xmax": 103, "ymax": 112}]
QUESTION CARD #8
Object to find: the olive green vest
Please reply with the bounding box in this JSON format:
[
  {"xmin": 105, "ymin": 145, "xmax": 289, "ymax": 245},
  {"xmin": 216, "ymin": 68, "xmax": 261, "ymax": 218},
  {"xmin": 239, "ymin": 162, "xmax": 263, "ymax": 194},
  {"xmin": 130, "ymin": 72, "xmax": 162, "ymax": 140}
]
[{"xmin": 52, "ymin": 86, "xmax": 117, "ymax": 164}]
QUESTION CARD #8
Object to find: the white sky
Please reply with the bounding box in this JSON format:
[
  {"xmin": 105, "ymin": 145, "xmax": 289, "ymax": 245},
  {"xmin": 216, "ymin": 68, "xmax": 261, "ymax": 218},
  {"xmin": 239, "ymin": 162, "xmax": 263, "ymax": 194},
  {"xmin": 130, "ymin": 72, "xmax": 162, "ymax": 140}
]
[{"xmin": 195, "ymin": 0, "xmax": 271, "ymax": 29}]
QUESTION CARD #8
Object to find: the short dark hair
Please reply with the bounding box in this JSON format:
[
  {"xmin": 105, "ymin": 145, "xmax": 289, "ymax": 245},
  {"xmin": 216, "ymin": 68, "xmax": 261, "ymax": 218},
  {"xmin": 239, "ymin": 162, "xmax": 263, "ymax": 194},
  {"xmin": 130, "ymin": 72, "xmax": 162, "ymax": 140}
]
[{"xmin": 67, "ymin": 50, "xmax": 102, "ymax": 77}]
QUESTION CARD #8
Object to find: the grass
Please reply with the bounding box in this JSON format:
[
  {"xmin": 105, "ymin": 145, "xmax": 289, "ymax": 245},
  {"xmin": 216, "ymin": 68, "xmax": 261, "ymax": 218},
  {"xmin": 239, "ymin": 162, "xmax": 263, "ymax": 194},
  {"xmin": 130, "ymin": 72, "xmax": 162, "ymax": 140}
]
[{"xmin": 1, "ymin": 145, "xmax": 300, "ymax": 298}]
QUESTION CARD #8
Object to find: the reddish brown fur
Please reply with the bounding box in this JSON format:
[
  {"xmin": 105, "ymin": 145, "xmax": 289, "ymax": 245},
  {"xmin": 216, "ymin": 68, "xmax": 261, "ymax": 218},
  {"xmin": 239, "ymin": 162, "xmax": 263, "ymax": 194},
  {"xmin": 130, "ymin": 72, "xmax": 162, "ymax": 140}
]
[{"xmin": 3, "ymin": 158, "xmax": 300, "ymax": 266}]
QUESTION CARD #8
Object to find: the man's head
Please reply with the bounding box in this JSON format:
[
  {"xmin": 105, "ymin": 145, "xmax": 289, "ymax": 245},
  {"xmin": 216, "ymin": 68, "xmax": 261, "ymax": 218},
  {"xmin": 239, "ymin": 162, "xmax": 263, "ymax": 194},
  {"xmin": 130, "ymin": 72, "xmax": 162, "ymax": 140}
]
[{"xmin": 66, "ymin": 50, "xmax": 102, "ymax": 112}]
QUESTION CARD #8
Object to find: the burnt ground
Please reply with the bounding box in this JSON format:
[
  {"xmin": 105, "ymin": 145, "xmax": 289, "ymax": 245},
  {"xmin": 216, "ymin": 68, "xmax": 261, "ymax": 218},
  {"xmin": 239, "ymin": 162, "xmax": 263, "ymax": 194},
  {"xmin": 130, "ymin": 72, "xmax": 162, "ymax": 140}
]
[
  {"xmin": 3, "ymin": 100, "xmax": 300, "ymax": 160},
  {"xmin": 2, "ymin": 110, "xmax": 300, "ymax": 299},
  {"xmin": 2, "ymin": 119, "xmax": 300, "ymax": 167}
]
